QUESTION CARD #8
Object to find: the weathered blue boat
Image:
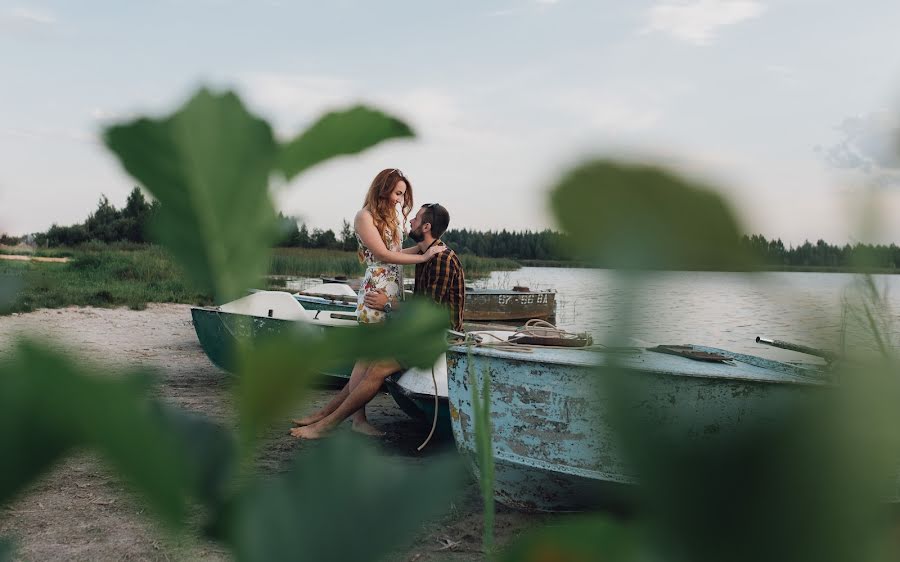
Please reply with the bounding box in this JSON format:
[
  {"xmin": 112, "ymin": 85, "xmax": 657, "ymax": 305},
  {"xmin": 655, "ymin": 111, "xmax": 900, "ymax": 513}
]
[
  {"xmin": 446, "ymin": 341, "xmax": 834, "ymax": 512},
  {"xmin": 383, "ymin": 330, "xmax": 517, "ymax": 439}
]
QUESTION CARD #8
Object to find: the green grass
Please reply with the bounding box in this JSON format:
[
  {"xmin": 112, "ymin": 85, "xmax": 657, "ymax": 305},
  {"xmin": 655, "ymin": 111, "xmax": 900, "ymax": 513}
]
[
  {"xmin": 1, "ymin": 244, "xmax": 522, "ymax": 314},
  {"xmin": 1, "ymin": 246, "xmax": 212, "ymax": 314},
  {"xmin": 269, "ymin": 248, "xmax": 366, "ymax": 277},
  {"xmin": 270, "ymin": 248, "xmax": 520, "ymax": 279}
]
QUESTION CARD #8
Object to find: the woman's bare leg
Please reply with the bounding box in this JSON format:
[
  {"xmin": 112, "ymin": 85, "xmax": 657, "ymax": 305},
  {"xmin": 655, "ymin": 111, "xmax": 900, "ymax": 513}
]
[
  {"xmin": 292, "ymin": 360, "xmax": 369, "ymax": 426},
  {"xmin": 292, "ymin": 360, "xmax": 401, "ymax": 439}
]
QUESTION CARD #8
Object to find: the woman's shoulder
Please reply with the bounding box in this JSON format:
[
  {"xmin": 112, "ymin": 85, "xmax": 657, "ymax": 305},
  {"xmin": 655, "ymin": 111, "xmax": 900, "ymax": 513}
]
[{"xmin": 355, "ymin": 208, "xmax": 375, "ymax": 226}]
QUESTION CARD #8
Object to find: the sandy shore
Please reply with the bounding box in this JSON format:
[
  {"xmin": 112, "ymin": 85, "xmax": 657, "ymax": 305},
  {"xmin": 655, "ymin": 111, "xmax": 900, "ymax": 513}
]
[
  {"xmin": 0, "ymin": 304, "xmax": 552, "ymax": 561},
  {"xmin": 0, "ymin": 254, "xmax": 69, "ymax": 263}
]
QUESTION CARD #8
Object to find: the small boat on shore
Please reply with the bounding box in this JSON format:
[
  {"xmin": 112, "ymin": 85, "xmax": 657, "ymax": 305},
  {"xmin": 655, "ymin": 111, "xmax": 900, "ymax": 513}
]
[
  {"xmin": 191, "ymin": 291, "xmax": 358, "ymax": 378},
  {"xmin": 446, "ymin": 339, "xmax": 835, "ymax": 512},
  {"xmin": 190, "ymin": 291, "xmax": 467, "ymax": 434}
]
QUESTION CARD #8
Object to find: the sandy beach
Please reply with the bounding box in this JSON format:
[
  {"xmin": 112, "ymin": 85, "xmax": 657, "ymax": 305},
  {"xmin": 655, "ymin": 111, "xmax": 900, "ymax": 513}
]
[{"xmin": 0, "ymin": 304, "xmax": 552, "ymax": 561}]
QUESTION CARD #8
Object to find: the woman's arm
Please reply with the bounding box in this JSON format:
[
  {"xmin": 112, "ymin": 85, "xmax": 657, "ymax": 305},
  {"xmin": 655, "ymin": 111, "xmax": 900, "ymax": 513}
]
[
  {"xmin": 400, "ymin": 245, "xmax": 422, "ymax": 255},
  {"xmin": 355, "ymin": 210, "xmax": 438, "ymax": 265}
]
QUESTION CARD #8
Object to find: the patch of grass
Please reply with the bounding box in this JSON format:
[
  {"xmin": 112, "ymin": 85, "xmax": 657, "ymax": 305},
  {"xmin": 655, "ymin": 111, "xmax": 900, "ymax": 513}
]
[
  {"xmin": 271, "ymin": 247, "xmax": 520, "ymax": 280},
  {"xmin": 1, "ymin": 244, "xmax": 521, "ymax": 314},
  {"xmin": 1, "ymin": 245, "xmax": 212, "ymax": 314},
  {"xmin": 269, "ymin": 248, "xmax": 365, "ymax": 277},
  {"xmin": 458, "ymin": 254, "xmax": 519, "ymax": 277}
]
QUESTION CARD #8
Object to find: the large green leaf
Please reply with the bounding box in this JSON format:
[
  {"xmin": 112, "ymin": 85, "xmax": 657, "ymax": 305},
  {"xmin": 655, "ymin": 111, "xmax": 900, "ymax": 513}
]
[
  {"xmin": 0, "ymin": 340, "xmax": 191, "ymax": 527},
  {"xmin": 602, "ymin": 361, "xmax": 898, "ymax": 562},
  {"xmin": 148, "ymin": 403, "xmax": 237, "ymax": 536},
  {"xmin": 0, "ymin": 272, "xmax": 22, "ymax": 313},
  {"xmin": 0, "ymin": 538, "xmax": 13, "ymax": 562},
  {"xmin": 550, "ymin": 160, "xmax": 754, "ymax": 270},
  {"xmin": 501, "ymin": 515, "xmax": 641, "ymax": 562},
  {"xmin": 235, "ymin": 298, "xmax": 449, "ymax": 451},
  {"xmin": 228, "ymin": 434, "xmax": 464, "ymax": 562},
  {"xmin": 277, "ymin": 106, "xmax": 414, "ymax": 181},
  {"xmin": 104, "ymin": 89, "xmax": 279, "ymax": 302}
]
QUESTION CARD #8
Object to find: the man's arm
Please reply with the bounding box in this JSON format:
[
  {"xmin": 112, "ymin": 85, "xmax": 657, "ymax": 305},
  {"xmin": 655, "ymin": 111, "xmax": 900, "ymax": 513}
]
[
  {"xmin": 446, "ymin": 256, "xmax": 466, "ymax": 332},
  {"xmin": 424, "ymin": 250, "xmax": 452, "ymax": 305}
]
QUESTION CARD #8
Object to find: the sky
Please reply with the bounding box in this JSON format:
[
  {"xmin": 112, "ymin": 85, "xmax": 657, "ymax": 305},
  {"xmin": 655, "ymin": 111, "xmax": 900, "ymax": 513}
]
[{"xmin": 2, "ymin": 0, "xmax": 900, "ymax": 246}]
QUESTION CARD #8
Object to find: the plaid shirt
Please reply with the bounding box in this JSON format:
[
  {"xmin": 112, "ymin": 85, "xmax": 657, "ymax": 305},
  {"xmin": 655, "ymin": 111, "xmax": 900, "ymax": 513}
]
[{"xmin": 414, "ymin": 240, "xmax": 466, "ymax": 332}]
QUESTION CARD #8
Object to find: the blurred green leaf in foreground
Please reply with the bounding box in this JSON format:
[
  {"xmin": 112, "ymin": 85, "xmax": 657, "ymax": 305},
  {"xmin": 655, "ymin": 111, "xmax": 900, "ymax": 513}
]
[
  {"xmin": 104, "ymin": 90, "xmax": 414, "ymax": 303},
  {"xmin": 551, "ymin": 159, "xmax": 754, "ymax": 271},
  {"xmin": 0, "ymin": 341, "xmax": 192, "ymax": 527},
  {"xmin": 500, "ymin": 157, "xmax": 900, "ymax": 562},
  {"xmin": 229, "ymin": 434, "xmax": 464, "ymax": 562}
]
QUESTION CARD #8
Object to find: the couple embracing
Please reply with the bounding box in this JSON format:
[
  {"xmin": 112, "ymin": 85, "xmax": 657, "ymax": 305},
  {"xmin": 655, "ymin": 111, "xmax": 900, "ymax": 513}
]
[{"xmin": 291, "ymin": 168, "xmax": 465, "ymax": 440}]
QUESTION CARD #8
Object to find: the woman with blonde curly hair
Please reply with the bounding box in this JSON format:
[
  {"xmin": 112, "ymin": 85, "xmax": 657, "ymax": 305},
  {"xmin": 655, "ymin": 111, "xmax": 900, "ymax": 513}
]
[{"xmin": 291, "ymin": 168, "xmax": 442, "ymax": 438}]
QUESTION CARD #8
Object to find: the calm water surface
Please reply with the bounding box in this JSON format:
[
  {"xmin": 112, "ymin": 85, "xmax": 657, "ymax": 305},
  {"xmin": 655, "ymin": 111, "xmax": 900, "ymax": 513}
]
[
  {"xmin": 471, "ymin": 267, "xmax": 900, "ymax": 363},
  {"xmin": 290, "ymin": 268, "xmax": 899, "ymax": 363}
]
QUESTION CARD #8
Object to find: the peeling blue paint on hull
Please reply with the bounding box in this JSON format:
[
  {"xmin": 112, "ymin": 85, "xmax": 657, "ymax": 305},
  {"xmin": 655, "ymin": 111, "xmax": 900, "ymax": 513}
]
[{"xmin": 447, "ymin": 343, "xmax": 838, "ymax": 513}]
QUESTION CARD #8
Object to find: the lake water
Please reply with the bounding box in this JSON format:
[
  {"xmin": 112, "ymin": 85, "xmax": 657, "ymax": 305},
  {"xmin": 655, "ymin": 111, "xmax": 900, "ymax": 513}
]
[
  {"xmin": 470, "ymin": 267, "xmax": 900, "ymax": 363},
  {"xmin": 290, "ymin": 267, "xmax": 900, "ymax": 363}
]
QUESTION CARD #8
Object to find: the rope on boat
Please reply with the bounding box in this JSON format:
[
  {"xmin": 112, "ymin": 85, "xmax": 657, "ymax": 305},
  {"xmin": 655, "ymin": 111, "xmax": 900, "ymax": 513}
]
[
  {"xmin": 464, "ymin": 319, "xmax": 598, "ymax": 352},
  {"xmin": 416, "ymin": 363, "xmax": 440, "ymax": 452}
]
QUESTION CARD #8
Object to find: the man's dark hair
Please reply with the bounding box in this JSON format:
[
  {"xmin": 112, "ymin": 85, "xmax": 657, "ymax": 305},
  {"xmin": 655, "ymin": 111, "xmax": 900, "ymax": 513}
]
[{"xmin": 423, "ymin": 203, "xmax": 450, "ymax": 238}]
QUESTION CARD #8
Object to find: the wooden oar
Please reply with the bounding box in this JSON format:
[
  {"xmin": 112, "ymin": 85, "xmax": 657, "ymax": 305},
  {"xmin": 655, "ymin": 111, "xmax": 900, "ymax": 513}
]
[{"xmin": 755, "ymin": 336, "xmax": 838, "ymax": 362}]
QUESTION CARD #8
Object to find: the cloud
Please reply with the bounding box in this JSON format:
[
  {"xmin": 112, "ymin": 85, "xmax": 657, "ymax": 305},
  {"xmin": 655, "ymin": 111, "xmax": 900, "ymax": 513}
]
[
  {"xmin": 235, "ymin": 72, "xmax": 510, "ymax": 149},
  {"xmin": 235, "ymin": 72, "xmax": 359, "ymax": 136},
  {"xmin": 552, "ymin": 89, "xmax": 663, "ymax": 133},
  {"xmin": 817, "ymin": 111, "xmax": 900, "ymax": 186},
  {"xmin": 642, "ymin": 0, "xmax": 765, "ymax": 45},
  {"xmin": 0, "ymin": 5, "xmax": 57, "ymax": 32},
  {"xmin": 2, "ymin": 126, "xmax": 94, "ymax": 145}
]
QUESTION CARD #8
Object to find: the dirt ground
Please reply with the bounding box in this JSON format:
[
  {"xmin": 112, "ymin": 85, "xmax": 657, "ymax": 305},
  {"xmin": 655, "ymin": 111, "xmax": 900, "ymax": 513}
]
[{"xmin": 0, "ymin": 304, "xmax": 555, "ymax": 561}]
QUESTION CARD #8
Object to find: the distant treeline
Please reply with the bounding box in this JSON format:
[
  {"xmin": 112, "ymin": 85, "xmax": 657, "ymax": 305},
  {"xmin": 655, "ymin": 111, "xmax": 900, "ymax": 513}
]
[
  {"xmin": 5, "ymin": 191, "xmax": 899, "ymax": 270},
  {"xmin": 741, "ymin": 234, "xmax": 900, "ymax": 269},
  {"xmin": 17, "ymin": 188, "xmax": 159, "ymax": 247},
  {"xmin": 9, "ymin": 191, "xmax": 573, "ymax": 260},
  {"xmin": 276, "ymin": 218, "xmax": 572, "ymax": 260}
]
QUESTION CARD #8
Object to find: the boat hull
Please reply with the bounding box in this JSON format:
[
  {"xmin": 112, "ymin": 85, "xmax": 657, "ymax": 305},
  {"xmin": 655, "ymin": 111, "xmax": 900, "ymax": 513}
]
[
  {"xmin": 463, "ymin": 289, "xmax": 557, "ymax": 322},
  {"xmin": 446, "ymin": 345, "xmax": 829, "ymax": 512},
  {"xmin": 190, "ymin": 307, "xmax": 354, "ymax": 382}
]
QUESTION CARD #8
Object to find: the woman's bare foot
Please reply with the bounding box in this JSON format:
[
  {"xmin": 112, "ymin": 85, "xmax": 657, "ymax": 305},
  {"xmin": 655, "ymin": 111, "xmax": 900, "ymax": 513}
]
[
  {"xmin": 351, "ymin": 420, "xmax": 386, "ymax": 437},
  {"xmin": 290, "ymin": 424, "xmax": 330, "ymax": 440},
  {"xmin": 291, "ymin": 412, "xmax": 326, "ymax": 427}
]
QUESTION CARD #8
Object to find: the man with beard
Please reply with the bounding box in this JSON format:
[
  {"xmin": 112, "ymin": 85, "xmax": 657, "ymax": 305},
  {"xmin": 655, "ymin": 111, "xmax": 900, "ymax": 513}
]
[
  {"xmin": 365, "ymin": 202, "xmax": 465, "ymax": 332},
  {"xmin": 290, "ymin": 203, "xmax": 465, "ymax": 439}
]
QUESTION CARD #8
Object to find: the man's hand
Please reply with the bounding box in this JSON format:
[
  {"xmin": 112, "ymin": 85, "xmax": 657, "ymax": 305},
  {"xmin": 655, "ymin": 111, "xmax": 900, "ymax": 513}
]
[{"xmin": 364, "ymin": 288, "xmax": 390, "ymax": 311}]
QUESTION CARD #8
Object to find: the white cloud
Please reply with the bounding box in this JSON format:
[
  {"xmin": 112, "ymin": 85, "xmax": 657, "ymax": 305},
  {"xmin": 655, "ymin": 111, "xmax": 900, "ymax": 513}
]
[
  {"xmin": 235, "ymin": 72, "xmax": 360, "ymax": 136},
  {"xmin": 818, "ymin": 111, "xmax": 900, "ymax": 187},
  {"xmin": 0, "ymin": 5, "xmax": 58, "ymax": 34},
  {"xmin": 12, "ymin": 6, "xmax": 55, "ymax": 24},
  {"xmin": 535, "ymin": 0, "xmax": 560, "ymax": 4},
  {"xmin": 642, "ymin": 0, "xmax": 765, "ymax": 46},
  {"xmin": 2, "ymin": 126, "xmax": 94, "ymax": 145},
  {"xmin": 553, "ymin": 90, "xmax": 662, "ymax": 133}
]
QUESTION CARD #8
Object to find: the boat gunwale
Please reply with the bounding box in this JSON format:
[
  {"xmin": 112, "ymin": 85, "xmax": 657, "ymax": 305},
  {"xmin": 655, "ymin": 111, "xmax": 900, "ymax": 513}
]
[{"xmin": 446, "ymin": 344, "xmax": 829, "ymax": 387}]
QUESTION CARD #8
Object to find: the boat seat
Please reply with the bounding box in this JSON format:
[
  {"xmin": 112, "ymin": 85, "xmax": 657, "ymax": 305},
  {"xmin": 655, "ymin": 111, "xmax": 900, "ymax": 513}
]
[{"xmin": 219, "ymin": 290, "xmax": 312, "ymax": 321}]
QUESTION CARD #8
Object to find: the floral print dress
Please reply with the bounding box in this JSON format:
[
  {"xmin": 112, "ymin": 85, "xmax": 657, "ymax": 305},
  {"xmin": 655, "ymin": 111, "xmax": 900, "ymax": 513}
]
[{"xmin": 356, "ymin": 226, "xmax": 403, "ymax": 324}]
